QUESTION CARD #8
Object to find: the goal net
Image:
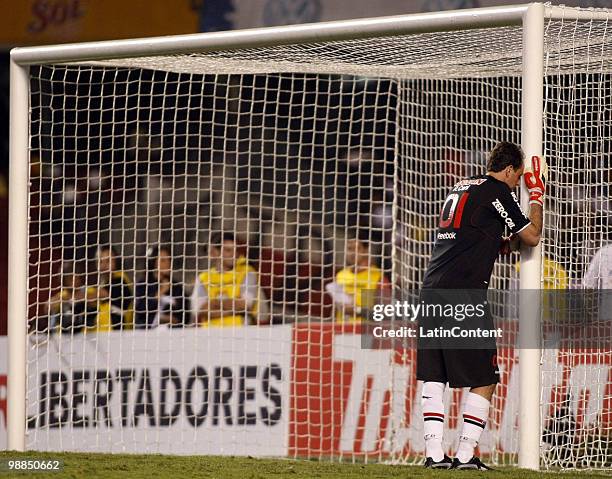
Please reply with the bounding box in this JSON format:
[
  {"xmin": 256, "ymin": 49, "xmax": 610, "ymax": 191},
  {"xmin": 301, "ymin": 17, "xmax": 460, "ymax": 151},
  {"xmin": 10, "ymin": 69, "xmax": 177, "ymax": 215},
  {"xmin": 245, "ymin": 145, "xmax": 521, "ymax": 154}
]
[{"xmin": 11, "ymin": 3, "xmax": 612, "ymax": 469}]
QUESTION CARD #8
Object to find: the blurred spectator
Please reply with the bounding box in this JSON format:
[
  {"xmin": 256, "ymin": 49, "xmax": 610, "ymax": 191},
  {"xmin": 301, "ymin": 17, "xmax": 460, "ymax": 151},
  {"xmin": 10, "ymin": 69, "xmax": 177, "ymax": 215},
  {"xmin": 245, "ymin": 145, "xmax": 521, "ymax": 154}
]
[
  {"xmin": 542, "ymin": 257, "xmax": 569, "ymax": 291},
  {"xmin": 86, "ymin": 244, "xmax": 134, "ymax": 331},
  {"xmin": 191, "ymin": 232, "xmax": 267, "ymax": 327},
  {"xmin": 296, "ymin": 228, "xmax": 335, "ymax": 320},
  {"xmin": 134, "ymin": 245, "xmax": 190, "ymax": 329},
  {"xmin": 582, "ymin": 244, "xmax": 612, "ymax": 320},
  {"xmin": 330, "ymin": 147, "xmax": 386, "ymax": 228},
  {"xmin": 515, "ymin": 256, "xmax": 569, "ymax": 290},
  {"xmin": 583, "ymin": 244, "xmax": 612, "ymax": 290},
  {"xmin": 542, "ymin": 257, "xmax": 570, "ymax": 324},
  {"xmin": 513, "ymin": 256, "xmax": 569, "ymax": 323},
  {"xmin": 45, "ymin": 261, "xmax": 94, "ymax": 334},
  {"xmin": 258, "ymin": 218, "xmax": 298, "ymax": 318},
  {"xmin": 326, "ymin": 235, "xmax": 390, "ymax": 323}
]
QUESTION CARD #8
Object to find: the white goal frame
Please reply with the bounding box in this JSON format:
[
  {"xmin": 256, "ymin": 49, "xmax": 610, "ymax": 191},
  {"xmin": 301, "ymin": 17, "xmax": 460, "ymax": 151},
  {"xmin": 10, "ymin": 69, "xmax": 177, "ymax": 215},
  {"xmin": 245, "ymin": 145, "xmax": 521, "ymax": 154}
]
[{"xmin": 8, "ymin": 2, "xmax": 610, "ymax": 470}]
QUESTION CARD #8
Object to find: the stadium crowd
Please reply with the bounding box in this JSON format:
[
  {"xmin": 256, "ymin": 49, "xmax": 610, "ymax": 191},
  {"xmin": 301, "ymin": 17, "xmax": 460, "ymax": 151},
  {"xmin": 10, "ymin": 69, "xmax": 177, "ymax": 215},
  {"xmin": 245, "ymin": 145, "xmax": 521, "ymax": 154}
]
[
  {"xmin": 30, "ymin": 140, "xmax": 612, "ymax": 334},
  {"xmin": 38, "ymin": 229, "xmax": 393, "ymax": 333},
  {"xmin": 25, "ymin": 67, "xmax": 612, "ymax": 335}
]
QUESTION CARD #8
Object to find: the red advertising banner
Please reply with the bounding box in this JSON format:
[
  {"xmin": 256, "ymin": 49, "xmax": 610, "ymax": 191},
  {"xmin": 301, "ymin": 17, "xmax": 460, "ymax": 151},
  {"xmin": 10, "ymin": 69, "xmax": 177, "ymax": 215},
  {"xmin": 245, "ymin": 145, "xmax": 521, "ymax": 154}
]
[
  {"xmin": 289, "ymin": 323, "xmax": 612, "ymax": 459},
  {"xmin": 0, "ymin": 327, "xmax": 610, "ymax": 455}
]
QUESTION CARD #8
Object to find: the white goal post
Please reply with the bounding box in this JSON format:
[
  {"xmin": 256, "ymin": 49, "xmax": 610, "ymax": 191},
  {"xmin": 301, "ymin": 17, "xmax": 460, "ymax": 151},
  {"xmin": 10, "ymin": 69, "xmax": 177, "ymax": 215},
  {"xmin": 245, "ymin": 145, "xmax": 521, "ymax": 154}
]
[{"xmin": 8, "ymin": 2, "xmax": 612, "ymax": 470}]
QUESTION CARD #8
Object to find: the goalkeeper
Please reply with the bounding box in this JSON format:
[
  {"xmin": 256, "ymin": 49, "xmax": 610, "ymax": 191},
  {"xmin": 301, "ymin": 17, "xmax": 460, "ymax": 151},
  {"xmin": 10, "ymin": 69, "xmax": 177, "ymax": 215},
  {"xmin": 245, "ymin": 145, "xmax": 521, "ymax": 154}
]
[{"xmin": 418, "ymin": 142, "xmax": 544, "ymax": 470}]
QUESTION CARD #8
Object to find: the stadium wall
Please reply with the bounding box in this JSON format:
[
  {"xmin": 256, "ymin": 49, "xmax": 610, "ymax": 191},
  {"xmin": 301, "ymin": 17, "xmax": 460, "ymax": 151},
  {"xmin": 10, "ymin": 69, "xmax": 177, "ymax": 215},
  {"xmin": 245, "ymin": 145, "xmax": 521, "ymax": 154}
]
[{"xmin": 0, "ymin": 328, "xmax": 610, "ymax": 455}]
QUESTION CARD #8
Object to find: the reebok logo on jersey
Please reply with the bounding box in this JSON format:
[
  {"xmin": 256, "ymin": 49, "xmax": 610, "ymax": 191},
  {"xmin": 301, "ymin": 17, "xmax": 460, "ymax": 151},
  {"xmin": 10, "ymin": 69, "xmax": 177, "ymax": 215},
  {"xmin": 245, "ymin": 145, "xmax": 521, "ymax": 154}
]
[
  {"xmin": 437, "ymin": 232, "xmax": 456, "ymax": 240},
  {"xmin": 492, "ymin": 199, "xmax": 516, "ymax": 229}
]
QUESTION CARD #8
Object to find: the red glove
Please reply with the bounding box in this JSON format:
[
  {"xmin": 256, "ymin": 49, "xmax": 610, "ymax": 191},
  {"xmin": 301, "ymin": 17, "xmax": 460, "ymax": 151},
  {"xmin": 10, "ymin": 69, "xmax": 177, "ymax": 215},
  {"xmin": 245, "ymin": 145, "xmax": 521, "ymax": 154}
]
[{"xmin": 523, "ymin": 155, "xmax": 548, "ymax": 207}]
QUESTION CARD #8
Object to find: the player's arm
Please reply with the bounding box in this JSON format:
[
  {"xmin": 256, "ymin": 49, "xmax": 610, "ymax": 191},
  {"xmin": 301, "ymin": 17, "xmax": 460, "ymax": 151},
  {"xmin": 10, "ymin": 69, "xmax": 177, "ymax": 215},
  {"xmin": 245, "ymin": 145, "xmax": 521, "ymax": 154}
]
[
  {"xmin": 201, "ymin": 273, "xmax": 254, "ymax": 320},
  {"xmin": 195, "ymin": 275, "xmax": 249, "ymax": 322},
  {"xmin": 200, "ymin": 297, "xmax": 248, "ymax": 320},
  {"xmin": 517, "ymin": 155, "xmax": 547, "ymax": 247},
  {"xmin": 240, "ymin": 271, "xmax": 258, "ymax": 310},
  {"xmin": 191, "ymin": 277, "xmax": 212, "ymax": 323},
  {"xmin": 518, "ymin": 203, "xmax": 542, "ymax": 247}
]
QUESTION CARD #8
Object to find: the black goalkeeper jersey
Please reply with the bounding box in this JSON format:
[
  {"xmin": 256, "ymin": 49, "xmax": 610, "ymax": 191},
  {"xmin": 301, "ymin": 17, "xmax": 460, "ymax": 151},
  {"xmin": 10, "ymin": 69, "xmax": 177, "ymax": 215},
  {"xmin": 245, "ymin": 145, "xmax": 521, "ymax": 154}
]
[{"xmin": 422, "ymin": 174, "xmax": 530, "ymax": 289}]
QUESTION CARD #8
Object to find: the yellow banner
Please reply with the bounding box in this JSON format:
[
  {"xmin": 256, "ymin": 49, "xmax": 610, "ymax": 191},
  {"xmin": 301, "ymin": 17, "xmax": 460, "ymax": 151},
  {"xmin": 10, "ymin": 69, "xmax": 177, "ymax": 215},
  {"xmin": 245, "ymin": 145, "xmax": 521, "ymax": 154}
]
[{"xmin": 6, "ymin": 0, "xmax": 200, "ymax": 46}]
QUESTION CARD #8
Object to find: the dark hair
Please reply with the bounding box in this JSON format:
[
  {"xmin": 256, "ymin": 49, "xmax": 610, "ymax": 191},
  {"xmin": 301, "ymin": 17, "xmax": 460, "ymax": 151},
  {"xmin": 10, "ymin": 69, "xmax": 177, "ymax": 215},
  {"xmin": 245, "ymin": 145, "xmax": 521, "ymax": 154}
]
[
  {"xmin": 209, "ymin": 232, "xmax": 236, "ymax": 249},
  {"xmin": 96, "ymin": 244, "xmax": 119, "ymax": 257},
  {"xmin": 93, "ymin": 244, "xmax": 120, "ymax": 269},
  {"xmin": 487, "ymin": 142, "xmax": 524, "ymax": 172},
  {"xmin": 61, "ymin": 260, "xmax": 85, "ymax": 287}
]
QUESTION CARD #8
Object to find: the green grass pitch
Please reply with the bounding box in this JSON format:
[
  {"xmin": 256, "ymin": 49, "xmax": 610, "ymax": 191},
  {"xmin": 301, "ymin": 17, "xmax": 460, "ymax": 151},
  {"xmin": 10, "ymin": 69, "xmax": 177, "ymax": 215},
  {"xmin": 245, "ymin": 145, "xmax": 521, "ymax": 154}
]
[{"xmin": 1, "ymin": 452, "xmax": 612, "ymax": 478}]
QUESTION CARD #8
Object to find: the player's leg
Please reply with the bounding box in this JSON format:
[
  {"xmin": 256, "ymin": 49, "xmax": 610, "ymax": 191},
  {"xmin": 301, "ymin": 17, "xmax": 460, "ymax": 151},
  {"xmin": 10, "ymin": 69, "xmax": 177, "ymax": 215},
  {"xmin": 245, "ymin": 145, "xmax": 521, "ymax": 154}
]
[
  {"xmin": 455, "ymin": 382, "xmax": 496, "ymax": 466},
  {"xmin": 417, "ymin": 348, "xmax": 452, "ymax": 468},
  {"xmin": 421, "ymin": 381, "xmax": 450, "ymax": 467},
  {"xmin": 444, "ymin": 348, "xmax": 499, "ymax": 470}
]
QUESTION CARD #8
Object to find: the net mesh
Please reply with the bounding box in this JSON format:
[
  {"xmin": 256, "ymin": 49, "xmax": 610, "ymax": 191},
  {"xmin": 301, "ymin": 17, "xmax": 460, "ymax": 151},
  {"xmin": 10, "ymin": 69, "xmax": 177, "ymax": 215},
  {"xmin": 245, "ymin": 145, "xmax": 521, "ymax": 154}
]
[
  {"xmin": 21, "ymin": 5, "xmax": 612, "ymax": 469},
  {"xmin": 540, "ymin": 12, "xmax": 612, "ymax": 470},
  {"xmin": 396, "ymin": 76, "xmax": 522, "ymax": 466}
]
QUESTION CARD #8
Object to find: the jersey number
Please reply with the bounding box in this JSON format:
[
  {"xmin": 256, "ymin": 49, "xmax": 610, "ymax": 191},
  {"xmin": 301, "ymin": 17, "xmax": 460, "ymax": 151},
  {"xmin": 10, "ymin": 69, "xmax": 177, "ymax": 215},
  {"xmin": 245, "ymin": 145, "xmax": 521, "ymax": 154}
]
[{"xmin": 439, "ymin": 192, "xmax": 470, "ymax": 229}]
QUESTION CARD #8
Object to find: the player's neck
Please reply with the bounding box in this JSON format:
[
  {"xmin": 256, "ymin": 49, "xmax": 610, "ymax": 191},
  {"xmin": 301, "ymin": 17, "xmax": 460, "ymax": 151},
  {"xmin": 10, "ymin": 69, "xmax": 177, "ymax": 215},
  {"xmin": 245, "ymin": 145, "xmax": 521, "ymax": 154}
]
[{"xmin": 486, "ymin": 171, "xmax": 512, "ymax": 189}]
